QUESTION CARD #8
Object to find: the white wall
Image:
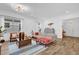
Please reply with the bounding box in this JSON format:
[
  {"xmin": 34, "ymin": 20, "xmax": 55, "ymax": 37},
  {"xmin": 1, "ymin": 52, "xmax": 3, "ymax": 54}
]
[
  {"xmin": 21, "ymin": 17, "xmax": 63, "ymax": 39},
  {"xmin": 39, "ymin": 19, "xmax": 62, "ymax": 39},
  {"xmin": 0, "ymin": 16, "xmax": 4, "ymax": 29},
  {"xmin": 0, "ymin": 10, "xmax": 38, "ymax": 41},
  {"xmin": 22, "ymin": 18, "xmax": 63, "ymax": 39},
  {"xmin": 21, "ymin": 17, "xmax": 37, "ymax": 36},
  {"xmin": 63, "ymin": 18, "xmax": 79, "ymax": 37},
  {"xmin": 1, "ymin": 8, "xmax": 79, "ymax": 39}
]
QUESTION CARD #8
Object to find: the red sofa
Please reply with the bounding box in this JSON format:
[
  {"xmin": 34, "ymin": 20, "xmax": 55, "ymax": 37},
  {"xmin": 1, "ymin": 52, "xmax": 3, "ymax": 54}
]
[
  {"xmin": 32, "ymin": 32, "xmax": 53, "ymax": 45},
  {"xmin": 35, "ymin": 36, "xmax": 53, "ymax": 45}
]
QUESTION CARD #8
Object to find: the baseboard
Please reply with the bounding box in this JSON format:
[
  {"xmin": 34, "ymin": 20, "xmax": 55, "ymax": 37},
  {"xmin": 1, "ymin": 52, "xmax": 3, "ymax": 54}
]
[{"xmin": 63, "ymin": 36, "xmax": 79, "ymax": 39}]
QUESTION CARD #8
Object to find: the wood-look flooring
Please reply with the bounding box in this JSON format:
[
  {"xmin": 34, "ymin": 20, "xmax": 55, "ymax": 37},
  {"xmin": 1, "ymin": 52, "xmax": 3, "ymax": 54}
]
[{"xmin": 38, "ymin": 37, "xmax": 79, "ymax": 55}]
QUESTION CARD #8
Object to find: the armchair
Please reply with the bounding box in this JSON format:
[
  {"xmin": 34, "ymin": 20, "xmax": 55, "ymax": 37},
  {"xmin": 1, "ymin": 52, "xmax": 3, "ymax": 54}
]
[
  {"xmin": 16, "ymin": 32, "xmax": 31, "ymax": 48},
  {"xmin": 10, "ymin": 32, "xmax": 18, "ymax": 42}
]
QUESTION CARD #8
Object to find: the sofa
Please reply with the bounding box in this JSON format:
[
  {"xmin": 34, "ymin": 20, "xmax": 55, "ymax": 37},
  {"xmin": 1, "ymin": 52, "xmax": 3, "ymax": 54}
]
[{"xmin": 32, "ymin": 27, "xmax": 57, "ymax": 46}]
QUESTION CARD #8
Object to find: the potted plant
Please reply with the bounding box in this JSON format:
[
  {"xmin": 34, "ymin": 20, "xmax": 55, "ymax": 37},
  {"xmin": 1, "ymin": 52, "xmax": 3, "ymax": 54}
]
[{"xmin": 0, "ymin": 26, "xmax": 5, "ymax": 34}]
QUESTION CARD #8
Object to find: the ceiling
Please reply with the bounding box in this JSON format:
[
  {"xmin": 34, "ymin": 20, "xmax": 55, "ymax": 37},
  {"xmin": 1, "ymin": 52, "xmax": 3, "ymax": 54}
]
[{"xmin": 0, "ymin": 3, "xmax": 79, "ymax": 20}]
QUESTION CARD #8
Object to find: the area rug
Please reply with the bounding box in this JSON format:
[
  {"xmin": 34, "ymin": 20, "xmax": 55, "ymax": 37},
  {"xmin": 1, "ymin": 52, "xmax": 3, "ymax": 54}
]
[{"xmin": 10, "ymin": 44, "xmax": 47, "ymax": 55}]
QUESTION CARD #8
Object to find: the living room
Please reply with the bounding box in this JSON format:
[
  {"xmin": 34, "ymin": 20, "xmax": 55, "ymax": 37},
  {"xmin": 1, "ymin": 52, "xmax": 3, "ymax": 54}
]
[{"xmin": 0, "ymin": 3, "xmax": 79, "ymax": 55}]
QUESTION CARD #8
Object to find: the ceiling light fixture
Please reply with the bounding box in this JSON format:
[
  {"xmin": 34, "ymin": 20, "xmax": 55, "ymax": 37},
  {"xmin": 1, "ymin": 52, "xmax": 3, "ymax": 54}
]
[
  {"xmin": 15, "ymin": 4, "xmax": 24, "ymax": 12},
  {"xmin": 10, "ymin": 3, "xmax": 30, "ymax": 13}
]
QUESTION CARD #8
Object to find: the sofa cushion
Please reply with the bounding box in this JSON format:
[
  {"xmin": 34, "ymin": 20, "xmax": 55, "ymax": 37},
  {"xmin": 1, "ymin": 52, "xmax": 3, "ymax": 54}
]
[
  {"xmin": 35, "ymin": 36, "xmax": 53, "ymax": 44},
  {"xmin": 11, "ymin": 33, "xmax": 17, "ymax": 38}
]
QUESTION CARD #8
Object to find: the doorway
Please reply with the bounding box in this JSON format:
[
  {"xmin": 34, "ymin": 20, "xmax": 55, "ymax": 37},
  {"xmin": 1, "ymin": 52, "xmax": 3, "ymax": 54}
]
[{"xmin": 62, "ymin": 18, "xmax": 79, "ymax": 38}]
